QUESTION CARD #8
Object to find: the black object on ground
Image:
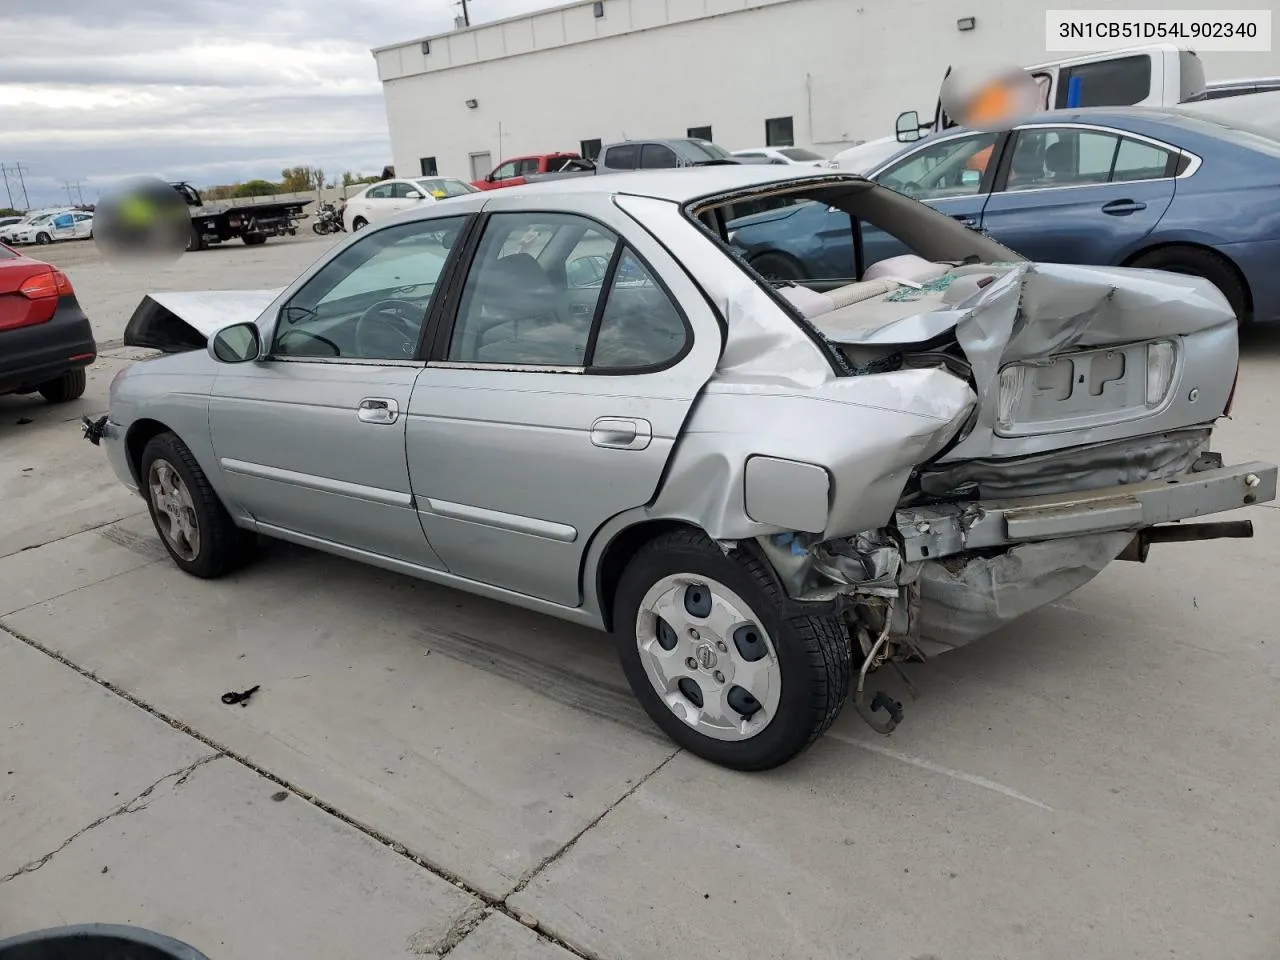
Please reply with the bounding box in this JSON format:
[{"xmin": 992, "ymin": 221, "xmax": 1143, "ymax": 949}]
[
  {"xmin": 0, "ymin": 923, "xmax": 211, "ymax": 959},
  {"xmin": 220, "ymin": 685, "xmax": 260, "ymax": 706}
]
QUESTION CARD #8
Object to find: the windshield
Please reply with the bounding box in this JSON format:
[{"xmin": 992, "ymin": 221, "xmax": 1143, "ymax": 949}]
[
  {"xmin": 779, "ymin": 147, "xmax": 825, "ymax": 161},
  {"xmin": 686, "ymin": 140, "xmax": 733, "ymax": 161}
]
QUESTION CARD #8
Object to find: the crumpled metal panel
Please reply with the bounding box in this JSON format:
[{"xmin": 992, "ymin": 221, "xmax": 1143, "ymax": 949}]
[
  {"xmin": 914, "ymin": 531, "xmax": 1135, "ymax": 654},
  {"xmin": 917, "ymin": 426, "xmax": 1213, "ymax": 499}
]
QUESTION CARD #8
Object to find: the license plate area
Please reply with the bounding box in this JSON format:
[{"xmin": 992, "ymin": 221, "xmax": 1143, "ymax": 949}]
[{"xmin": 996, "ymin": 342, "xmax": 1171, "ymax": 437}]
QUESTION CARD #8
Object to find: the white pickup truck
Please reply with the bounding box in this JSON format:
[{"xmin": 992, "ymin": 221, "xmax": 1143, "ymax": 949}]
[
  {"xmin": 894, "ymin": 43, "xmax": 1209, "ymax": 143},
  {"xmin": 833, "ymin": 44, "xmax": 1266, "ymax": 173}
]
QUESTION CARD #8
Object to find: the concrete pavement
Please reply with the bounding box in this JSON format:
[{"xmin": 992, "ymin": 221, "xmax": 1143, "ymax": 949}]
[{"xmin": 2, "ymin": 236, "xmax": 1278, "ymax": 959}]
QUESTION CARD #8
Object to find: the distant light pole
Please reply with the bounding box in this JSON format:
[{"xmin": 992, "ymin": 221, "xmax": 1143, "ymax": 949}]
[{"xmin": 456, "ymin": 0, "xmax": 470, "ymax": 27}]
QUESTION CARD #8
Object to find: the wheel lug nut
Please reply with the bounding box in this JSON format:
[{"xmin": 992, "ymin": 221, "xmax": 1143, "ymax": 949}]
[
  {"xmin": 689, "ymin": 629, "xmax": 700, "ymax": 640},
  {"xmin": 685, "ymin": 658, "xmax": 698, "ymax": 670},
  {"xmin": 716, "ymin": 641, "xmax": 728, "ymax": 652},
  {"xmin": 714, "ymin": 671, "xmax": 725, "ymax": 683}
]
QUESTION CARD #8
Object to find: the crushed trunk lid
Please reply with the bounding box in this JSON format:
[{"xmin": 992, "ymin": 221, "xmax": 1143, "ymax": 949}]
[{"xmin": 123, "ymin": 289, "xmax": 281, "ymax": 353}]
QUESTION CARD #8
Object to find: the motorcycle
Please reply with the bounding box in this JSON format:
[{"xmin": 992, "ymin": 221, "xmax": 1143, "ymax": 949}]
[{"xmin": 311, "ymin": 202, "xmax": 344, "ymax": 235}]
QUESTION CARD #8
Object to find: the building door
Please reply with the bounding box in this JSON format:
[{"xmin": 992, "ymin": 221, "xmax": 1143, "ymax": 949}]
[{"xmin": 469, "ymin": 152, "xmax": 492, "ymax": 181}]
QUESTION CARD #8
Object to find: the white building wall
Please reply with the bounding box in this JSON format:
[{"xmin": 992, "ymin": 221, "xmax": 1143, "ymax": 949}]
[{"xmin": 375, "ymin": 0, "xmax": 1280, "ymax": 181}]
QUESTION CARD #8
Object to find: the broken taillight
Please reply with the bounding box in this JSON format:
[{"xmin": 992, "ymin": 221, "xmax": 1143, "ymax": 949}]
[{"xmin": 0, "ymin": 267, "xmax": 74, "ymax": 331}]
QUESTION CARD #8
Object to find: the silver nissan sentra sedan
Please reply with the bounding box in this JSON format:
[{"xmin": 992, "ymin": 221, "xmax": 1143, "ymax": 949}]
[{"xmin": 84, "ymin": 166, "xmax": 1277, "ymax": 771}]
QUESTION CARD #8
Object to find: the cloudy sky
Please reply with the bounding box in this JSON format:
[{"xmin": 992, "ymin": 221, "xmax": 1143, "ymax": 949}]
[{"xmin": 1, "ymin": 0, "xmax": 550, "ymax": 209}]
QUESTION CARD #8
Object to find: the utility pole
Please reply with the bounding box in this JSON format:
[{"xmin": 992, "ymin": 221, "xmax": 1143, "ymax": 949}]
[
  {"xmin": 1, "ymin": 163, "xmax": 30, "ymax": 210},
  {"xmin": 0, "ymin": 165, "xmax": 12, "ymax": 211},
  {"xmin": 456, "ymin": 0, "xmax": 470, "ymax": 27}
]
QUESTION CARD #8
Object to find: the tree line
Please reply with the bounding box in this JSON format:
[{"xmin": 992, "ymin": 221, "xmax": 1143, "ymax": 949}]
[{"xmin": 200, "ymin": 166, "xmax": 386, "ymax": 201}]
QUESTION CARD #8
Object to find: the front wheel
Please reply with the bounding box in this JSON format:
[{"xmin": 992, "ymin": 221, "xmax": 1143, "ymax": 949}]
[
  {"xmin": 140, "ymin": 432, "xmax": 256, "ymax": 579},
  {"xmin": 351, "ymin": 217, "xmax": 368, "ymax": 231},
  {"xmin": 614, "ymin": 529, "xmax": 852, "ymax": 771},
  {"xmin": 35, "ymin": 232, "xmax": 51, "ymax": 245},
  {"xmin": 242, "ymin": 233, "xmax": 267, "ymax": 246}
]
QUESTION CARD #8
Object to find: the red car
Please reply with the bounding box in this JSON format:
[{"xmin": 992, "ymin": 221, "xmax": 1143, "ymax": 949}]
[
  {"xmin": 0, "ymin": 242, "xmax": 96, "ymax": 403},
  {"xmin": 471, "ymin": 152, "xmax": 583, "ymax": 191}
]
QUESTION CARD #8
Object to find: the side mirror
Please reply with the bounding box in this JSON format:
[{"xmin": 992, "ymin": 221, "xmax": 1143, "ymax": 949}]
[
  {"xmin": 486, "ymin": 172, "xmax": 497, "ymax": 182},
  {"xmin": 406, "ymin": 190, "xmax": 424, "ymax": 200},
  {"xmin": 209, "ymin": 322, "xmax": 261, "ymax": 364},
  {"xmin": 895, "ymin": 111, "xmax": 923, "ymax": 143}
]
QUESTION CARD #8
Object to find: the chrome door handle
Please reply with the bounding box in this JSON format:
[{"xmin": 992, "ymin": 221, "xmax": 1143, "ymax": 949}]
[
  {"xmin": 952, "ymin": 215, "xmax": 980, "ymax": 229},
  {"xmin": 591, "ymin": 417, "xmax": 652, "ymax": 450},
  {"xmin": 358, "ymin": 398, "xmax": 399, "ymax": 424}
]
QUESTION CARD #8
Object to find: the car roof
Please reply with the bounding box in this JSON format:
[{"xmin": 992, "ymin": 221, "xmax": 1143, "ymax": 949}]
[{"xmin": 482, "ymin": 165, "xmax": 867, "ymax": 204}]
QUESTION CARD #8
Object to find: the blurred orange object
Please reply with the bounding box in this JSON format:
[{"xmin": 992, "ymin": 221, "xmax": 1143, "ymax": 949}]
[
  {"xmin": 965, "ymin": 144, "xmax": 994, "ymax": 173},
  {"xmin": 967, "ymin": 81, "xmax": 1016, "ymax": 126}
]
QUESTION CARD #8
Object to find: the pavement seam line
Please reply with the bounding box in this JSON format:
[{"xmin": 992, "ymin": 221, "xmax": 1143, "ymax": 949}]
[
  {"xmin": 1, "ymin": 753, "xmax": 222, "ymax": 884},
  {"xmin": 508, "ymin": 748, "xmax": 681, "ymax": 899},
  {"xmin": 0, "ymin": 623, "xmax": 606, "ymax": 960},
  {"xmin": 429, "ymin": 903, "xmax": 491, "ymax": 958},
  {"xmin": 0, "ymin": 509, "xmax": 148, "ymax": 561}
]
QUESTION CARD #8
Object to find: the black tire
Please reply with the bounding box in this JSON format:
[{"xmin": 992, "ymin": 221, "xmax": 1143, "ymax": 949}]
[
  {"xmin": 613, "ymin": 529, "xmax": 852, "ymax": 771},
  {"xmin": 37, "ymin": 369, "xmax": 86, "ymax": 403},
  {"xmin": 352, "ymin": 217, "xmax": 368, "ymax": 231},
  {"xmin": 139, "ymin": 432, "xmax": 257, "ymax": 579},
  {"xmin": 242, "ymin": 233, "xmax": 267, "ymax": 246},
  {"xmin": 35, "ymin": 232, "xmax": 51, "ymax": 245},
  {"xmin": 1129, "ymin": 246, "xmax": 1250, "ymax": 324},
  {"xmin": 312, "ymin": 221, "xmax": 326, "ymax": 235},
  {"xmin": 186, "ymin": 225, "xmax": 206, "ymax": 252},
  {"xmin": 750, "ymin": 252, "xmax": 806, "ymax": 284}
]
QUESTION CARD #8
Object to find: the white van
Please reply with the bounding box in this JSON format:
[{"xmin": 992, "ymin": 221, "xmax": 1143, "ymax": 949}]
[{"xmin": 895, "ymin": 43, "xmax": 1207, "ymax": 142}]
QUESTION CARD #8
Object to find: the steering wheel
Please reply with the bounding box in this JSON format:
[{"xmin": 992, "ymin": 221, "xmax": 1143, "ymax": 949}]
[
  {"xmin": 354, "ymin": 300, "xmax": 423, "ymax": 359},
  {"xmin": 900, "ymin": 181, "xmax": 923, "ymax": 199}
]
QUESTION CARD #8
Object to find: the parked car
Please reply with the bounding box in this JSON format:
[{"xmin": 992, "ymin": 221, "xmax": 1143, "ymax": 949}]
[
  {"xmin": 729, "ymin": 105, "xmax": 1280, "ymax": 325},
  {"xmin": 1, "ymin": 210, "xmax": 71, "ymax": 245},
  {"xmin": 342, "ymin": 177, "xmax": 476, "ymax": 231},
  {"xmin": 0, "ymin": 241, "xmax": 96, "ymax": 403},
  {"xmin": 0, "ymin": 215, "xmax": 23, "ymax": 233},
  {"xmin": 732, "ymin": 147, "xmax": 827, "ymax": 166},
  {"xmin": 471, "ymin": 153, "xmax": 583, "ymax": 191},
  {"xmin": 828, "ymin": 136, "xmax": 912, "ymax": 173},
  {"xmin": 88, "ymin": 166, "xmax": 1275, "ymax": 770},
  {"xmin": 523, "ymin": 138, "xmax": 766, "ymax": 183}
]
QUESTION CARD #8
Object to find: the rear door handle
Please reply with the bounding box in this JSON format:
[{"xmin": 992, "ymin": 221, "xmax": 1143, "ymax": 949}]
[
  {"xmin": 1101, "ymin": 199, "xmax": 1147, "ymax": 215},
  {"xmin": 591, "ymin": 417, "xmax": 652, "ymax": 450},
  {"xmin": 357, "ymin": 397, "xmax": 399, "ymax": 424}
]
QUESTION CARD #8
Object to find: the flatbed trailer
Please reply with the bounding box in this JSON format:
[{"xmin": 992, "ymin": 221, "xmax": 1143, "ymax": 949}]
[{"xmin": 170, "ymin": 182, "xmax": 312, "ymax": 251}]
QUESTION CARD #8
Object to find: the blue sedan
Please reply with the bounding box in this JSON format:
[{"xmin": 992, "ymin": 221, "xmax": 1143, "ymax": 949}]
[{"xmin": 727, "ymin": 105, "xmax": 1280, "ymax": 324}]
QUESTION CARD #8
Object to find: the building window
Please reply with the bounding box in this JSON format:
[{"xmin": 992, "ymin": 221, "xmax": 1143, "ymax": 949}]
[
  {"xmin": 580, "ymin": 138, "xmax": 602, "ymax": 161},
  {"xmin": 687, "ymin": 125, "xmax": 713, "ymax": 142},
  {"xmin": 765, "ymin": 117, "xmax": 795, "ymax": 148},
  {"xmin": 419, "ymin": 157, "xmax": 439, "ymax": 176},
  {"xmin": 593, "ymin": 1, "xmax": 605, "ymax": 17}
]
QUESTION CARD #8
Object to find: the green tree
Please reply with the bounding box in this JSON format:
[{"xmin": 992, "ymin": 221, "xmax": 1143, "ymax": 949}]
[
  {"xmin": 232, "ymin": 179, "xmax": 278, "ymax": 198},
  {"xmin": 280, "ymin": 166, "xmax": 312, "ymax": 192}
]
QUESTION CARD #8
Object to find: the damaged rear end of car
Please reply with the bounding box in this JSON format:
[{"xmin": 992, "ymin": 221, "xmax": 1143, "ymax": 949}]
[{"xmin": 647, "ymin": 172, "xmax": 1277, "ymax": 739}]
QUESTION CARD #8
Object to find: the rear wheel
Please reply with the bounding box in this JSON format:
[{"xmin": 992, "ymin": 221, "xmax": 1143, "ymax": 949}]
[
  {"xmin": 1129, "ymin": 246, "xmax": 1250, "ymax": 324},
  {"xmin": 242, "ymin": 233, "xmax": 267, "ymax": 246},
  {"xmin": 614, "ymin": 529, "xmax": 852, "ymax": 771},
  {"xmin": 140, "ymin": 432, "xmax": 256, "ymax": 579},
  {"xmin": 38, "ymin": 369, "xmax": 86, "ymax": 404},
  {"xmin": 750, "ymin": 252, "xmax": 806, "ymax": 284},
  {"xmin": 186, "ymin": 225, "xmax": 206, "ymax": 252}
]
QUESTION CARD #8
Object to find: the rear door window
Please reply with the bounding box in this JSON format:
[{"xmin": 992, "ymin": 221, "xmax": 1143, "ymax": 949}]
[
  {"xmin": 639, "ymin": 143, "xmax": 678, "ymax": 169},
  {"xmin": 604, "ymin": 144, "xmax": 639, "ymax": 170}
]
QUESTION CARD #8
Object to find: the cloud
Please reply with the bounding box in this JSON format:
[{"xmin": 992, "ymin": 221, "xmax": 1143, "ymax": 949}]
[{"xmin": 0, "ymin": 0, "xmax": 550, "ymax": 209}]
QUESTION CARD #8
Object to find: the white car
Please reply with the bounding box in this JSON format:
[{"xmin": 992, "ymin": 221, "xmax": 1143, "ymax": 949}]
[
  {"xmin": 3, "ymin": 209, "xmax": 92, "ymax": 245},
  {"xmin": 343, "ymin": 177, "xmax": 479, "ymax": 232},
  {"xmin": 828, "ymin": 136, "xmax": 912, "ymax": 174},
  {"xmin": 731, "ymin": 147, "xmax": 827, "ymax": 166}
]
